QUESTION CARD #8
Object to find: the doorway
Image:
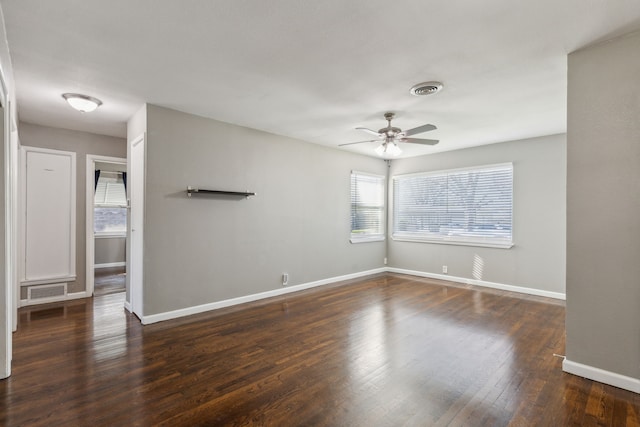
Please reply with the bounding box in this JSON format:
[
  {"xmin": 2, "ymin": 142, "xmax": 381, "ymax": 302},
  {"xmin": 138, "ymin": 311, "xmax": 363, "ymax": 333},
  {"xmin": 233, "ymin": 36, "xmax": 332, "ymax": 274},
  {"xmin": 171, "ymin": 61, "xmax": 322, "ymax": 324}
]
[{"xmin": 86, "ymin": 155, "xmax": 127, "ymax": 298}]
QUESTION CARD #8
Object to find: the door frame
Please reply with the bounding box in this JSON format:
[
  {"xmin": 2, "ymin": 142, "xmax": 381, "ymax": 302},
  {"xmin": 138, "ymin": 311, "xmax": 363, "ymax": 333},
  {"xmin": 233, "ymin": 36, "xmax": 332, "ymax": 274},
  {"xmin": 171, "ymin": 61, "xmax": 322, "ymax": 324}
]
[
  {"xmin": 1, "ymin": 72, "xmax": 15, "ymax": 378},
  {"xmin": 85, "ymin": 155, "xmax": 127, "ymax": 297},
  {"xmin": 129, "ymin": 134, "xmax": 145, "ymax": 319}
]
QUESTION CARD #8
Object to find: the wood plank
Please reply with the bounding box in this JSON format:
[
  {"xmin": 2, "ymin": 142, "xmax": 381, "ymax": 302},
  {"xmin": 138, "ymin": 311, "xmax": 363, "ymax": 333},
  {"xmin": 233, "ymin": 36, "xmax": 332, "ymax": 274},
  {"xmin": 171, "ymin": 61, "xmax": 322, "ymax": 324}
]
[{"xmin": 0, "ymin": 273, "xmax": 639, "ymax": 426}]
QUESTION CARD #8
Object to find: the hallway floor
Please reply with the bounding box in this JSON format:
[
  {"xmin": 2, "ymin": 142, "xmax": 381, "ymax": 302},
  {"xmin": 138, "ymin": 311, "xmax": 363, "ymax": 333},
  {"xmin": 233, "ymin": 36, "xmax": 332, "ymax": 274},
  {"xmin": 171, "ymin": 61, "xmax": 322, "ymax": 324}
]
[{"xmin": 94, "ymin": 266, "xmax": 125, "ymax": 296}]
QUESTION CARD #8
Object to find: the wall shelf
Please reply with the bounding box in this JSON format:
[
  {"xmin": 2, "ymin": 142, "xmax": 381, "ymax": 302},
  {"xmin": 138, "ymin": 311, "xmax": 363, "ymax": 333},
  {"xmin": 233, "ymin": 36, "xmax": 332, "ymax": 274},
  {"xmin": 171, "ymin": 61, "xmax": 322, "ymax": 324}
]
[{"xmin": 186, "ymin": 186, "xmax": 256, "ymax": 198}]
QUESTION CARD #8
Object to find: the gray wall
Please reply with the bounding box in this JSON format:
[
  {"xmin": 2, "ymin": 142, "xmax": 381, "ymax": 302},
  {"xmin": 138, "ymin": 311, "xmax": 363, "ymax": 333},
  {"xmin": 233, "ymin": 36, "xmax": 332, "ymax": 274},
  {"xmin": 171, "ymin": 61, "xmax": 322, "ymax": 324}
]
[
  {"xmin": 566, "ymin": 31, "xmax": 640, "ymax": 379},
  {"xmin": 95, "ymin": 237, "xmax": 126, "ymax": 265},
  {"xmin": 19, "ymin": 122, "xmax": 127, "ymax": 294},
  {"xmin": 141, "ymin": 105, "xmax": 386, "ymax": 315},
  {"xmin": 388, "ymin": 134, "xmax": 566, "ymax": 294}
]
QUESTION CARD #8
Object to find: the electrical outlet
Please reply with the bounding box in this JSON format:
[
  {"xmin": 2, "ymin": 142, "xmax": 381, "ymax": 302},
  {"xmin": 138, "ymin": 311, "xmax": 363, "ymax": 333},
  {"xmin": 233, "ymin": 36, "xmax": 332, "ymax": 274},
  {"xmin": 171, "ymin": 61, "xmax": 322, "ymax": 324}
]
[
  {"xmin": 442, "ymin": 265, "xmax": 448, "ymax": 274},
  {"xmin": 282, "ymin": 273, "xmax": 289, "ymax": 286},
  {"xmin": 384, "ymin": 257, "xmax": 387, "ymax": 265}
]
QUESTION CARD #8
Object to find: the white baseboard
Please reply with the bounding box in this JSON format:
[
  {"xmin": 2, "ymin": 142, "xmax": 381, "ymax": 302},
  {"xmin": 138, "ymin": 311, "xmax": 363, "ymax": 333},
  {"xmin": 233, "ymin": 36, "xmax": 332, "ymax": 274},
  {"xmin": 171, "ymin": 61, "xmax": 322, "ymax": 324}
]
[
  {"xmin": 139, "ymin": 266, "xmax": 564, "ymax": 325},
  {"xmin": 386, "ymin": 267, "xmax": 566, "ymax": 300},
  {"xmin": 563, "ymin": 359, "xmax": 640, "ymax": 394},
  {"xmin": 19, "ymin": 291, "xmax": 89, "ymax": 307},
  {"xmin": 95, "ymin": 262, "xmax": 126, "ymax": 269},
  {"xmin": 141, "ymin": 267, "xmax": 387, "ymax": 325},
  {"xmin": 124, "ymin": 301, "xmax": 132, "ymax": 312}
]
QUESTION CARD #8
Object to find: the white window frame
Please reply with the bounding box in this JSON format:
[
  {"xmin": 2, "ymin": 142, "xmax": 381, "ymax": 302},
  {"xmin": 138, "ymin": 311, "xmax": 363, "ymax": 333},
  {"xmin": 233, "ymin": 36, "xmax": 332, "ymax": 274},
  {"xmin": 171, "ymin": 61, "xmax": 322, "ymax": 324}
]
[
  {"xmin": 391, "ymin": 163, "xmax": 514, "ymax": 249},
  {"xmin": 350, "ymin": 171, "xmax": 386, "ymax": 244}
]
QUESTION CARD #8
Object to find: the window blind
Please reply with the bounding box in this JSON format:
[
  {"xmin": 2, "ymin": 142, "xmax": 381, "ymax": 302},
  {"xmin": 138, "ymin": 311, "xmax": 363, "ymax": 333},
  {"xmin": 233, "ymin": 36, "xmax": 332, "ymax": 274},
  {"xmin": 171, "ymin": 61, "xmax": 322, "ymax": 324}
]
[
  {"xmin": 94, "ymin": 172, "xmax": 127, "ymax": 234},
  {"xmin": 392, "ymin": 163, "xmax": 513, "ymax": 248},
  {"xmin": 350, "ymin": 171, "xmax": 385, "ymax": 243},
  {"xmin": 95, "ymin": 172, "xmax": 127, "ymax": 206}
]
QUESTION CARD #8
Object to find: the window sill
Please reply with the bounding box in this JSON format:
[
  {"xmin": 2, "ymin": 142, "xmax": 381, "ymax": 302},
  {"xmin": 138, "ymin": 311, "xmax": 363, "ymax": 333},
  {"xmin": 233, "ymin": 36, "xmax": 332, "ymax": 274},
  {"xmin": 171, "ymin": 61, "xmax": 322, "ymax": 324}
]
[
  {"xmin": 95, "ymin": 233, "xmax": 127, "ymax": 239},
  {"xmin": 391, "ymin": 235, "xmax": 513, "ymax": 249},
  {"xmin": 350, "ymin": 235, "xmax": 385, "ymax": 244}
]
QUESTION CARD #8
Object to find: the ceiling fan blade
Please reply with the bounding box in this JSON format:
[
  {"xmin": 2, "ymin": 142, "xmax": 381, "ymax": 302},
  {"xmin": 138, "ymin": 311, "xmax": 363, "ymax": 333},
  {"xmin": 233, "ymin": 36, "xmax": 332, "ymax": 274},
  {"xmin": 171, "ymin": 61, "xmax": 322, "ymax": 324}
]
[
  {"xmin": 338, "ymin": 139, "xmax": 381, "ymax": 147},
  {"xmin": 355, "ymin": 127, "xmax": 383, "ymax": 137},
  {"xmin": 403, "ymin": 123, "xmax": 437, "ymax": 136},
  {"xmin": 401, "ymin": 137, "xmax": 439, "ymax": 146}
]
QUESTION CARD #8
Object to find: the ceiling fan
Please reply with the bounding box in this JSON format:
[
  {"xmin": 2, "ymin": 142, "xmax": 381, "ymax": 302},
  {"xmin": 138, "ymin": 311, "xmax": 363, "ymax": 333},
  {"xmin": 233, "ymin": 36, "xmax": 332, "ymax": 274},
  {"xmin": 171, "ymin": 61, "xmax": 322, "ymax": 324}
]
[{"xmin": 339, "ymin": 112, "xmax": 438, "ymax": 156}]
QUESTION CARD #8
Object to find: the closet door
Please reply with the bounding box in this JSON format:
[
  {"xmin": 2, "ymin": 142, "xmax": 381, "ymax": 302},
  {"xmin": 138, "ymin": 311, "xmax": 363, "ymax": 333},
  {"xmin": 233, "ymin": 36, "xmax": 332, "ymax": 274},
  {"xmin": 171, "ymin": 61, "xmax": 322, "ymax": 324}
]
[{"xmin": 22, "ymin": 147, "xmax": 76, "ymax": 283}]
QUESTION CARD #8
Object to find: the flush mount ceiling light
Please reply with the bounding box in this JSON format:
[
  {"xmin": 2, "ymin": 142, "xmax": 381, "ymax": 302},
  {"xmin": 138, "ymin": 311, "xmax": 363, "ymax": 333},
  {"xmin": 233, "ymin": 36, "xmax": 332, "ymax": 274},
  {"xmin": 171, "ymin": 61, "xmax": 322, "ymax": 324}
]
[
  {"xmin": 410, "ymin": 81, "xmax": 443, "ymax": 96},
  {"xmin": 62, "ymin": 93, "xmax": 103, "ymax": 113}
]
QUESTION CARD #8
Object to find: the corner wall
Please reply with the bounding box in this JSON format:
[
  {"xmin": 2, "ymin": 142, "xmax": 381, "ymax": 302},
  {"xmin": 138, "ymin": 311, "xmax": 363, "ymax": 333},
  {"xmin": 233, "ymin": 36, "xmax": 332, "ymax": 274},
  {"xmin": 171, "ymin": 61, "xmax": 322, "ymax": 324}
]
[
  {"xmin": 142, "ymin": 105, "xmax": 386, "ymax": 316},
  {"xmin": 388, "ymin": 134, "xmax": 567, "ymax": 296},
  {"xmin": 565, "ymin": 30, "xmax": 640, "ymax": 390}
]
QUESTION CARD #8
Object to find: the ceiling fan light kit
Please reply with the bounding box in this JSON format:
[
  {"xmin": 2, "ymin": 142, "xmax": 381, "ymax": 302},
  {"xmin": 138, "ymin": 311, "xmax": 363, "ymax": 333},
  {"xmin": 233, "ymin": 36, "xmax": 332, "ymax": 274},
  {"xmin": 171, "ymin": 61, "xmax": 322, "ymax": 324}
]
[{"xmin": 375, "ymin": 142, "xmax": 402, "ymax": 157}]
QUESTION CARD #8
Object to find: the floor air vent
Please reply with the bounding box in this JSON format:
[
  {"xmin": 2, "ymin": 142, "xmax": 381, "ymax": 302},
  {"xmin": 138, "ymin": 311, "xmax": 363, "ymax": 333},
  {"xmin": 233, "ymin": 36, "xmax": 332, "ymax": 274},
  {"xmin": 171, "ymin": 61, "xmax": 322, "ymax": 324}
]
[{"xmin": 27, "ymin": 283, "xmax": 67, "ymax": 302}]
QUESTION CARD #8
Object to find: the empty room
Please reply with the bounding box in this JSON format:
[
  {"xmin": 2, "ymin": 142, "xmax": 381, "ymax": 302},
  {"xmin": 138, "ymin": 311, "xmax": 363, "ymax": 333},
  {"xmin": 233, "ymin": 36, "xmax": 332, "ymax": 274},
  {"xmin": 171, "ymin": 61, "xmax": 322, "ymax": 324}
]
[{"xmin": 0, "ymin": 1, "xmax": 640, "ymax": 426}]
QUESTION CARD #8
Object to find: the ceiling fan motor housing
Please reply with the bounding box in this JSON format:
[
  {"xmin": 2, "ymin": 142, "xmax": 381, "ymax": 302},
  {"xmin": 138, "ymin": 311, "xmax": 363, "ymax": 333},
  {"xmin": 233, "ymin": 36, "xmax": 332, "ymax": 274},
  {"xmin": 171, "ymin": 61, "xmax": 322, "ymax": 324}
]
[
  {"xmin": 339, "ymin": 111, "xmax": 438, "ymax": 149},
  {"xmin": 380, "ymin": 126, "xmax": 402, "ymax": 138},
  {"xmin": 381, "ymin": 112, "xmax": 401, "ymax": 137}
]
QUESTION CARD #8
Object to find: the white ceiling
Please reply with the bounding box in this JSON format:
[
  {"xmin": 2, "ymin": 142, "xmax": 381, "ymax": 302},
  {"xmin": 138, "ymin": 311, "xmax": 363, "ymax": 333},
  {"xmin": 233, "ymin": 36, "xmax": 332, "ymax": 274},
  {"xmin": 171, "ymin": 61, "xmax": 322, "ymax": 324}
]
[{"xmin": 2, "ymin": 1, "xmax": 640, "ymax": 158}]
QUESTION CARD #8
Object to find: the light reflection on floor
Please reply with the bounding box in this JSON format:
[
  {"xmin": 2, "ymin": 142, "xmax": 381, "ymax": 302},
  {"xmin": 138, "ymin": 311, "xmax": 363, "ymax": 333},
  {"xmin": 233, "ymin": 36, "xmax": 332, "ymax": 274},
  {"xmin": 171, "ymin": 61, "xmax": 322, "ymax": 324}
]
[
  {"xmin": 90, "ymin": 293, "xmax": 129, "ymax": 362},
  {"xmin": 345, "ymin": 290, "xmax": 515, "ymax": 421}
]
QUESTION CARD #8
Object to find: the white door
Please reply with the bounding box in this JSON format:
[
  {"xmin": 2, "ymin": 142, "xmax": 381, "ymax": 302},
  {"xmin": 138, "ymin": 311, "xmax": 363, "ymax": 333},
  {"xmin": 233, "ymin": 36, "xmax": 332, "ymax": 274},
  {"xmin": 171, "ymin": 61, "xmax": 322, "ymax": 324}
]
[
  {"xmin": 23, "ymin": 147, "xmax": 76, "ymax": 282},
  {"xmin": 130, "ymin": 135, "xmax": 145, "ymax": 318}
]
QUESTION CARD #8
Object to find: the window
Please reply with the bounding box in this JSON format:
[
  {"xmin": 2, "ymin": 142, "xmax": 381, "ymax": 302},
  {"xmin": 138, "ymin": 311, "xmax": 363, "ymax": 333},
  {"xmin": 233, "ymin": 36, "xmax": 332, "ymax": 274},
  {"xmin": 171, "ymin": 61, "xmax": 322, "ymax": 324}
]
[
  {"xmin": 350, "ymin": 171, "xmax": 385, "ymax": 243},
  {"xmin": 392, "ymin": 163, "xmax": 513, "ymax": 248},
  {"xmin": 94, "ymin": 171, "xmax": 127, "ymax": 235}
]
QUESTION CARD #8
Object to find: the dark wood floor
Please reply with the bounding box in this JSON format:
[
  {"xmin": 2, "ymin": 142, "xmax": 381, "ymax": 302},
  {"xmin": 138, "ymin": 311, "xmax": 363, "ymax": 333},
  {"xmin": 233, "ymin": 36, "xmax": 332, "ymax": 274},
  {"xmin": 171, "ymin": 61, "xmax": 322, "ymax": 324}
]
[
  {"xmin": 94, "ymin": 266, "xmax": 126, "ymax": 296},
  {"xmin": 1, "ymin": 273, "xmax": 639, "ymax": 426}
]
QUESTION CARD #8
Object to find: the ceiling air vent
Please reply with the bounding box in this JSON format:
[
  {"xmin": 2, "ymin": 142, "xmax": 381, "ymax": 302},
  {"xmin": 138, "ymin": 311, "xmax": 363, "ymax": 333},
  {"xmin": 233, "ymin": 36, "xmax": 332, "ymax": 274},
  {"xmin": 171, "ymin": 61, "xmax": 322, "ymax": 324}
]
[{"xmin": 410, "ymin": 81, "xmax": 443, "ymax": 96}]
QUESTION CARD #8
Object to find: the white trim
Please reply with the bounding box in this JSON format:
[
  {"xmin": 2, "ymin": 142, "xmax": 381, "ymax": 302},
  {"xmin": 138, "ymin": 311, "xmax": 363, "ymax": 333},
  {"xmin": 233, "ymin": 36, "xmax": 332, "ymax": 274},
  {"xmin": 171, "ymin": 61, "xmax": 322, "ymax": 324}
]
[
  {"xmin": 124, "ymin": 301, "xmax": 132, "ymax": 312},
  {"xmin": 563, "ymin": 359, "xmax": 640, "ymax": 394},
  {"xmin": 351, "ymin": 170, "xmax": 385, "ymax": 179},
  {"xmin": 19, "ymin": 291, "xmax": 89, "ymax": 307},
  {"xmin": 95, "ymin": 233, "xmax": 126, "ymax": 239},
  {"xmin": 20, "ymin": 275, "xmax": 76, "ymax": 287},
  {"xmin": 141, "ymin": 268, "xmax": 386, "ymax": 325},
  {"xmin": 350, "ymin": 235, "xmax": 385, "ymax": 244},
  {"xmin": 11, "ymin": 119, "xmax": 17, "ymax": 335},
  {"xmin": 95, "ymin": 262, "xmax": 125, "ymax": 269},
  {"xmin": 85, "ymin": 154, "xmax": 126, "ymax": 298},
  {"xmin": 129, "ymin": 133, "xmax": 145, "ymax": 319},
  {"xmin": 391, "ymin": 235, "xmax": 514, "ymax": 249},
  {"xmin": 0, "ymin": 69, "xmax": 12, "ymax": 378},
  {"xmin": 386, "ymin": 267, "xmax": 566, "ymax": 300},
  {"xmin": 20, "ymin": 146, "xmax": 76, "ymax": 282},
  {"xmin": 139, "ymin": 267, "xmax": 566, "ymax": 325}
]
